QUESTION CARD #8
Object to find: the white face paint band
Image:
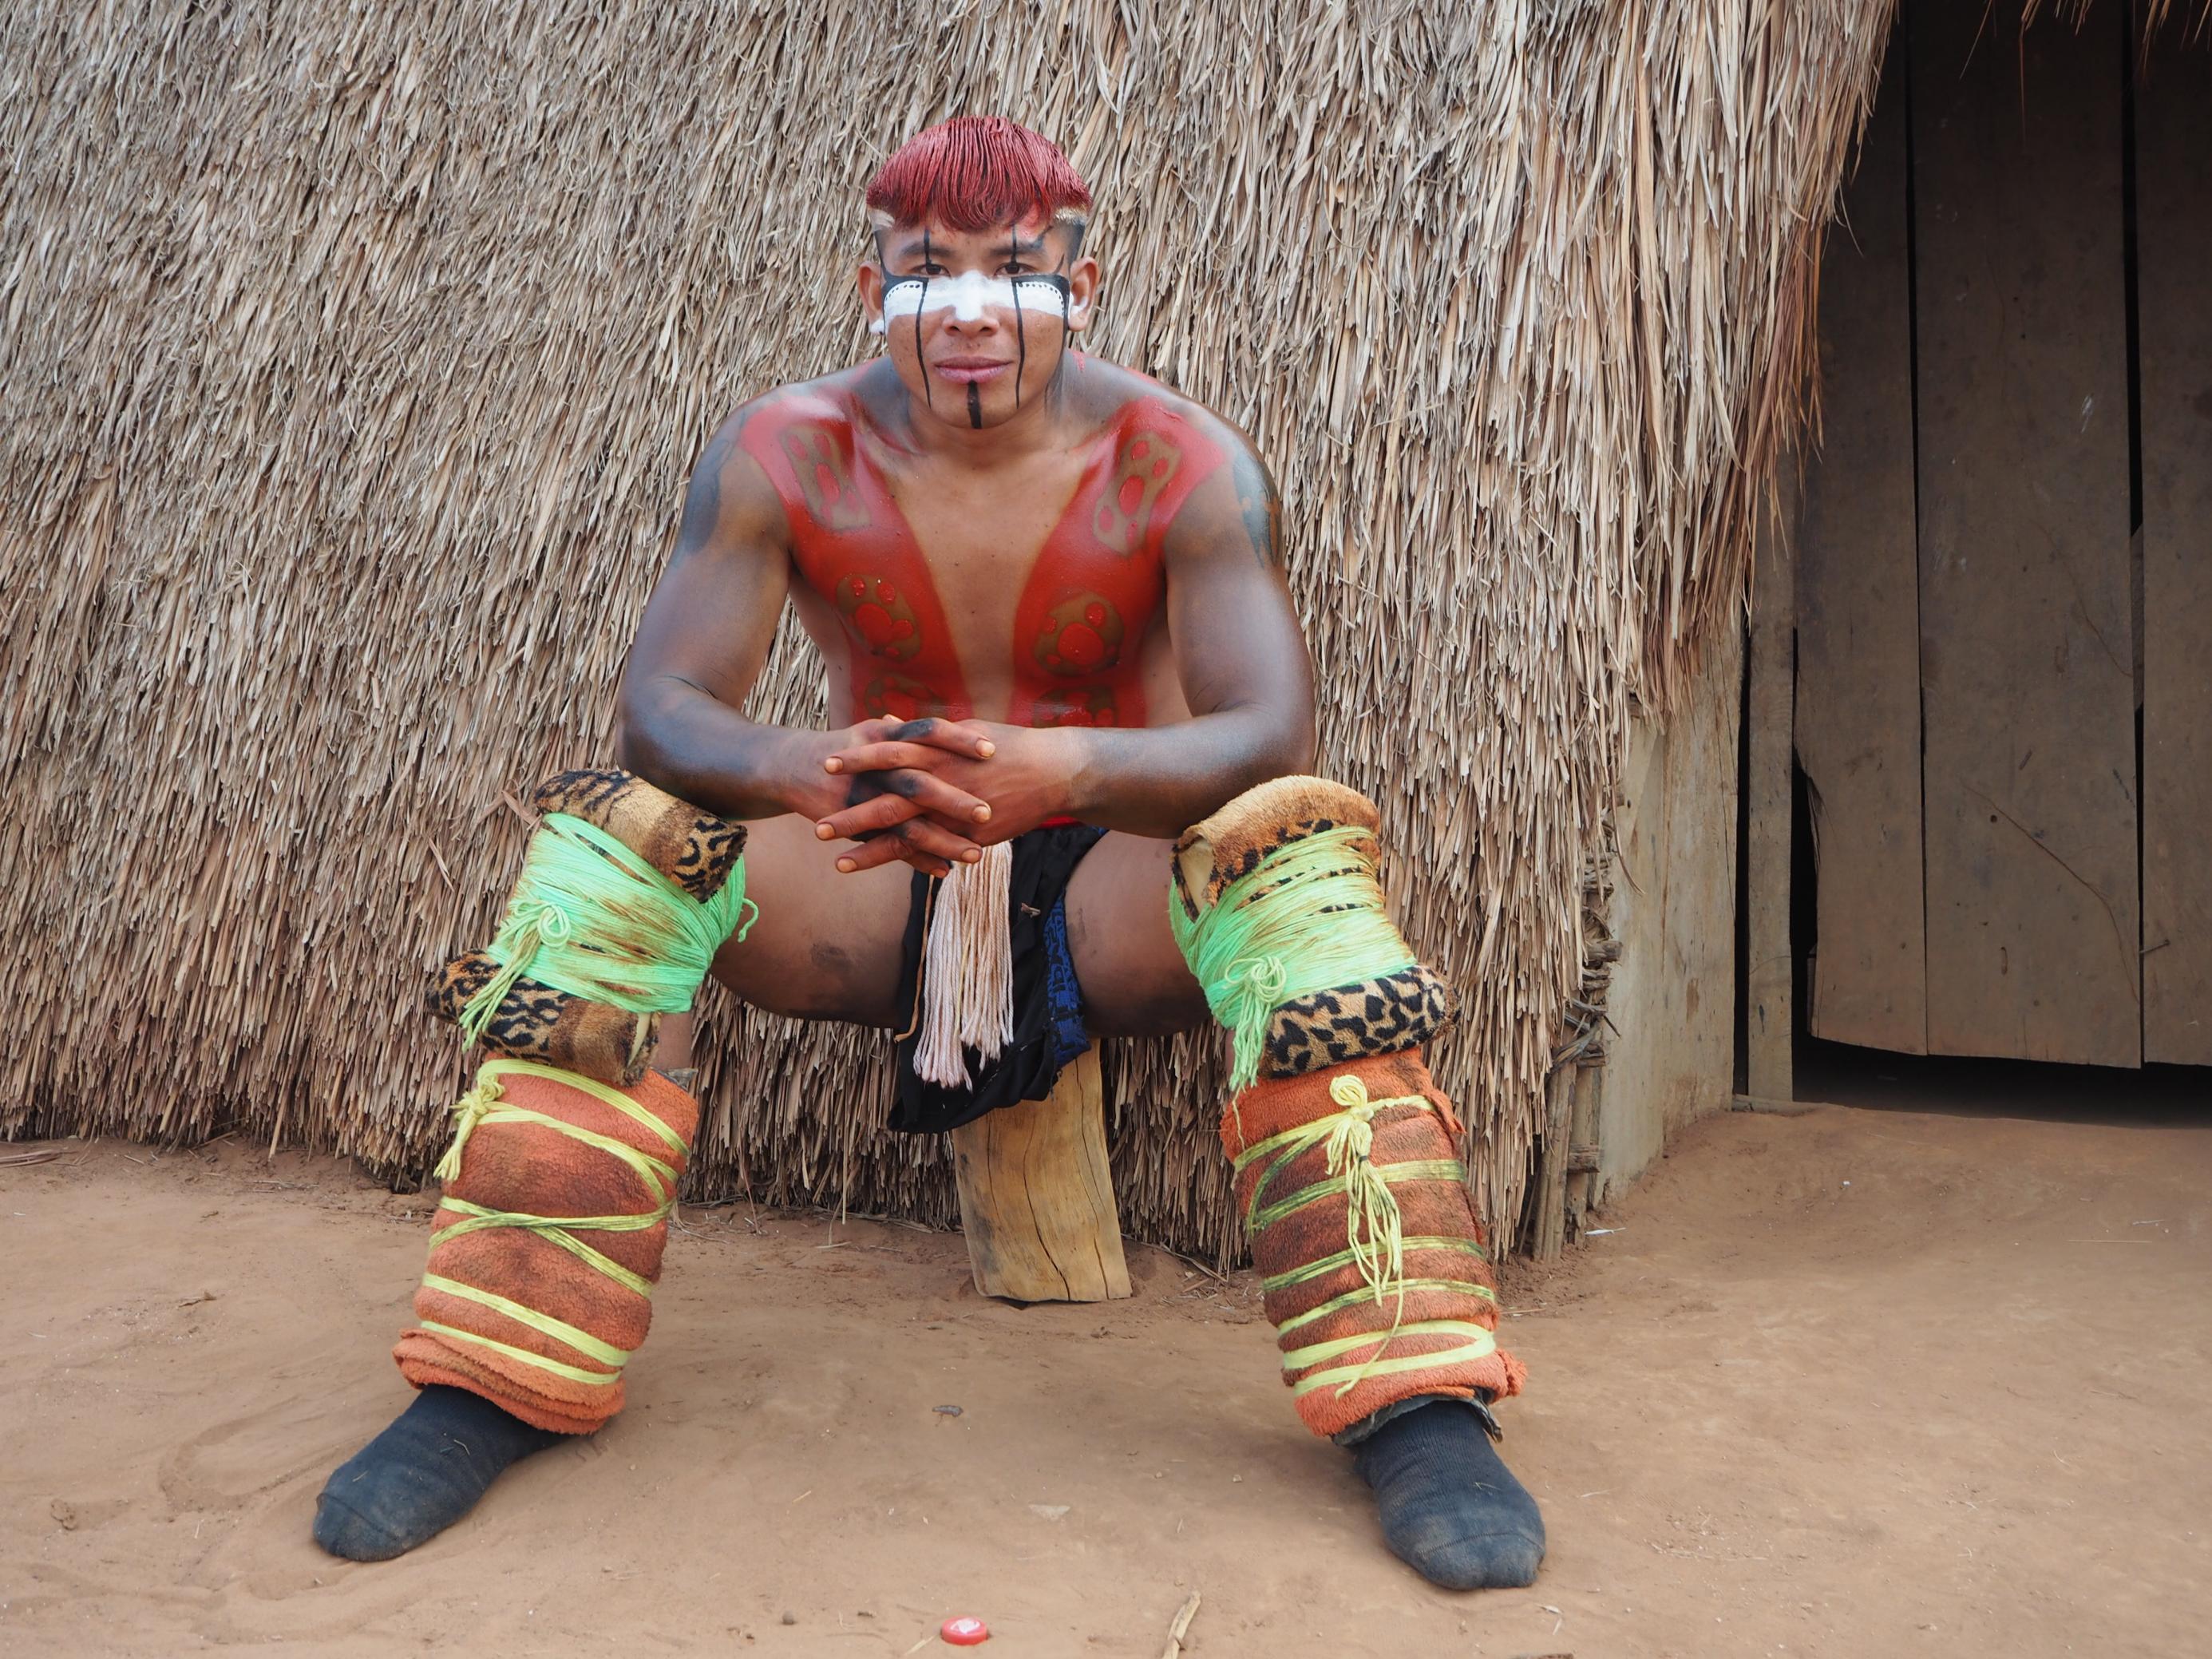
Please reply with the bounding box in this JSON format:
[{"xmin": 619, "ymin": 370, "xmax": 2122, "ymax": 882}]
[{"xmin": 871, "ymin": 270, "xmax": 1074, "ymax": 335}]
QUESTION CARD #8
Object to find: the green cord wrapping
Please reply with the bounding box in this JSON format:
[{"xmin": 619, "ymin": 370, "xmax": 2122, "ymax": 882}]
[
  {"xmin": 1169, "ymin": 826, "xmax": 1416, "ymax": 1092},
  {"xmin": 458, "ymin": 812, "xmax": 757, "ymax": 1046}
]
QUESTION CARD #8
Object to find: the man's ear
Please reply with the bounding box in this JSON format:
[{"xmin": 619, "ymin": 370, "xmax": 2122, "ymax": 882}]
[
  {"xmin": 856, "ymin": 263, "xmax": 888, "ymax": 337},
  {"xmin": 1065, "ymin": 255, "xmax": 1102, "ymax": 334}
]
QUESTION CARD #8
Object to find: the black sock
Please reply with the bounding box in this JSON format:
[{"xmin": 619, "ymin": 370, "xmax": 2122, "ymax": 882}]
[
  {"xmin": 1351, "ymin": 1399, "xmax": 1546, "ymax": 1590},
  {"xmin": 313, "ymin": 1385, "xmax": 567, "ymax": 1561}
]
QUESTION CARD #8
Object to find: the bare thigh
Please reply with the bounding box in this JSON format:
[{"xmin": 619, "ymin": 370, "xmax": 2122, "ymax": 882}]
[
  {"xmin": 1064, "ymin": 832, "xmax": 1209, "ymax": 1038},
  {"xmin": 706, "ymin": 813, "xmax": 912, "ymax": 1027}
]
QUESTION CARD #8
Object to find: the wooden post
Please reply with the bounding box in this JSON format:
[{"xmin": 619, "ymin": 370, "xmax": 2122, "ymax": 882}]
[
  {"xmin": 1564, "ymin": 1059, "xmax": 1603, "ymax": 1220},
  {"xmin": 1528, "ymin": 1064, "xmax": 1575, "ymax": 1260},
  {"xmin": 950, "ymin": 1047, "xmax": 1131, "ymax": 1302},
  {"xmin": 1745, "ymin": 469, "xmax": 1796, "ymax": 1104}
]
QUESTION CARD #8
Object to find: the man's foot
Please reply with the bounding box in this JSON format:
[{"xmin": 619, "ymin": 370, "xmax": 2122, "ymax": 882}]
[
  {"xmin": 1351, "ymin": 1400, "xmax": 1546, "ymax": 1589},
  {"xmin": 313, "ymin": 1385, "xmax": 566, "ymax": 1561}
]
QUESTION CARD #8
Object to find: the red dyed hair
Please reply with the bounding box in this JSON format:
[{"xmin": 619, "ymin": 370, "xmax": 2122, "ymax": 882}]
[{"xmin": 865, "ymin": 116, "xmax": 1092, "ymax": 233}]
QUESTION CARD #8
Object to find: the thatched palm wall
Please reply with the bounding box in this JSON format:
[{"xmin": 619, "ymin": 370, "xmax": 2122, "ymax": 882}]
[{"xmin": 3, "ymin": 0, "xmax": 1898, "ymax": 1260}]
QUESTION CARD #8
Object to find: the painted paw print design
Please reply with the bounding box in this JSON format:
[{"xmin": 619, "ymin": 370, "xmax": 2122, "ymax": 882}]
[
  {"xmin": 1034, "ymin": 592, "xmax": 1123, "ymax": 677},
  {"xmin": 837, "ymin": 574, "xmax": 921, "ymax": 661},
  {"xmin": 1091, "ymin": 434, "xmax": 1181, "ymax": 554},
  {"xmin": 861, "ymin": 672, "xmax": 937, "ymax": 723}
]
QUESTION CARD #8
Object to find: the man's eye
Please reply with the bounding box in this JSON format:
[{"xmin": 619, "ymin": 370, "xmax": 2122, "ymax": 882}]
[
  {"xmin": 916, "ymin": 263, "xmax": 948, "ymax": 276},
  {"xmin": 999, "ymin": 263, "xmax": 1032, "ymax": 276}
]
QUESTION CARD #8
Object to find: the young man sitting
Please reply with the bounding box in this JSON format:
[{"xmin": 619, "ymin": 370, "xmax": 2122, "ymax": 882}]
[{"xmin": 315, "ymin": 115, "xmax": 1544, "ymax": 1591}]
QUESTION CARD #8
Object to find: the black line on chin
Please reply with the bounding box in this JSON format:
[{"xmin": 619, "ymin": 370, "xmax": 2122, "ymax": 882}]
[{"xmin": 967, "ymin": 382, "xmax": 983, "ymax": 429}]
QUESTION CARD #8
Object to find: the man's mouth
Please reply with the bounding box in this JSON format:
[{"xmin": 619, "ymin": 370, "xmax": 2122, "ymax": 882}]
[{"xmin": 932, "ymin": 358, "xmax": 1012, "ymax": 384}]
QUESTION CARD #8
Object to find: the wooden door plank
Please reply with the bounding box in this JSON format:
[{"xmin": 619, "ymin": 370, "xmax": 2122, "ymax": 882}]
[
  {"xmin": 1795, "ymin": 57, "xmax": 1929, "ymax": 1055},
  {"xmin": 2138, "ymin": 36, "xmax": 2212, "ymax": 1065},
  {"xmin": 1909, "ymin": 0, "xmax": 2140, "ymax": 1066}
]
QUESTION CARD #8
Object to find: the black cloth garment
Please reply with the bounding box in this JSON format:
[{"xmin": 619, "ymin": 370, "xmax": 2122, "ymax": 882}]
[{"xmin": 889, "ymin": 823, "xmax": 1106, "ymax": 1134}]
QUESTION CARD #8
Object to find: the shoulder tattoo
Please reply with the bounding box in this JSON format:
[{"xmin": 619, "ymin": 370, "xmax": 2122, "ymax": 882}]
[{"xmin": 673, "ymin": 408, "xmax": 757, "ymax": 563}]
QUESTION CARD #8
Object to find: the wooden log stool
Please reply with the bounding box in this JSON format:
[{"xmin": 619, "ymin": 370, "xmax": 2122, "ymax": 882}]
[{"xmin": 949, "ymin": 1047, "xmax": 1132, "ymax": 1301}]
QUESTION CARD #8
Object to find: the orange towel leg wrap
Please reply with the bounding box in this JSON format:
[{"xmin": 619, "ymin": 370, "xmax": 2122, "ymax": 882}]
[
  {"xmin": 391, "ymin": 1061, "xmax": 698, "ymax": 1435},
  {"xmin": 1224, "ymin": 1048, "xmax": 1525, "ymax": 1439}
]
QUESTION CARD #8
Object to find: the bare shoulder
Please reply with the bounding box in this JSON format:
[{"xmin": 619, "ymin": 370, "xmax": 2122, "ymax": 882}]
[
  {"xmin": 719, "ymin": 363, "xmax": 874, "ymax": 447},
  {"xmin": 1077, "ymin": 362, "xmax": 1278, "ymax": 568},
  {"xmin": 684, "ymin": 364, "xmax": 891, "ymax": 544},
  {"xmin": 1076, "ymin": 359, "xmax": 1260, "ymax": 461},
  {"xmin": 675, "ymin": 390, "xmax": 805, "ymax": 564}
]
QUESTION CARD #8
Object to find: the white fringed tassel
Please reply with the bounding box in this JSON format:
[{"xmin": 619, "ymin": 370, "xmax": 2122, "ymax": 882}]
[{"xmin": 912, "ymin": 841, "xmax": 1016, "ymax": 1088}]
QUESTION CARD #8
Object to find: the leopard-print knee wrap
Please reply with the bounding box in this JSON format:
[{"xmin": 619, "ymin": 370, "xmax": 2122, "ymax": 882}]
[
  {"xmin": 1262, "ymin": 965, "xmax": 1457, "ymax": 1079},
  {"xmin": 428, "ymin": 952, "xmax": 657, "ymax": 1088}
]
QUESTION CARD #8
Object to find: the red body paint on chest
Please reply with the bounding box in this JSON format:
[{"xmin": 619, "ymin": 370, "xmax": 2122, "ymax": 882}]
[{"xmin": 742, "ymin": 374, "xmax": 1225, "ymax": 729}]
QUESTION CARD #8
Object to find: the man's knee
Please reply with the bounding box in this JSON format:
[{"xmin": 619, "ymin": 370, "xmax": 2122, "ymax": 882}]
[{"xmin": 1062, "ymin": 835, "xmax": 1210, "ymax": 1037}]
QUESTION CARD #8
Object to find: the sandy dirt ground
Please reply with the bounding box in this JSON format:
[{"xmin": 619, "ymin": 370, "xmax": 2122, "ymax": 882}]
[{"xmin": 4, "ymin": 1099, "xmax": 2208, "ymax": 1657}]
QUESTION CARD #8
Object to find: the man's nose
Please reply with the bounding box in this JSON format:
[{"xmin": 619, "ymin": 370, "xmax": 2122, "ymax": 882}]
[{"xmin": 937, "ymin": 271, "xmax": 1000, "ymax": 331}]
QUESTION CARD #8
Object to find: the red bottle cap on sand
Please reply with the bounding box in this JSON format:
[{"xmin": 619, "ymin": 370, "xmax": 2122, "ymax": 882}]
[{"xmin": 941, "ymin": 1615, "xmax": 990, "ymax": 1645}]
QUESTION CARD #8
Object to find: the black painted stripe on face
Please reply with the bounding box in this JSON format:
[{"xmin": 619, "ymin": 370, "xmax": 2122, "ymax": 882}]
[
  {"xmin": 1036, "ymin": 272, "xmax": 1074, "ymax": 385},
  {"xmin": 916, "ymin": 229, "xmax": 934, "ymax": 410},
  {"xmin": 967, "ymin": 381, "xmax": 983, "ymax": 429},
  {"xmin": 1008, "ymin": 227, "xmax": 1027, "ymax": 410}
]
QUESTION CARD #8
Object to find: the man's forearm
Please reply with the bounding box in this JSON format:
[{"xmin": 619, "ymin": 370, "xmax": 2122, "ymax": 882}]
[
  {"xmin": 1062, "ymin": 704, "xmax": 1315, "ymax": 838},
  {"xmin": 615, "ymin": 676, "xmax": 825, "ymax": 821}
]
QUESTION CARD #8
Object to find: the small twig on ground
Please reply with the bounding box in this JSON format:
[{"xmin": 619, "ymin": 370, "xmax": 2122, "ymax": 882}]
[
  {"xmin": 797, "ymin": 1201, "xmax": 940, "ymax": 1235},
  {"xmin": 1159, "ymin": 1590, "xmax": 1201, "ymax": 1658},
  {"xmin": 0, "ymin": 1150, "xmax": 61, "ymax": 1167},
  {"xmin": 668, "ymin": 1204, "xmax": 722, "ymax": 1240},
  {"xmin": 1151, "ymin": 1242, "xmax": 1232, "ymax": 1283}
]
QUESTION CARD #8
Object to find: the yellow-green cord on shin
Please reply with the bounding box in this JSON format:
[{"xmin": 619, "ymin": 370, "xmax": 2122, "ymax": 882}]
[
  {"xmin": 417, "ymin": 1058, "xmax": 685, "ymax": 1385},
  {"xmin": 1283, "ymin": 1320, "xmax": 1501, "ymax": 1399},
  {"xmin": 1231, "ymin": 1074, "xmax": 1481, "ymax": 1396}
]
